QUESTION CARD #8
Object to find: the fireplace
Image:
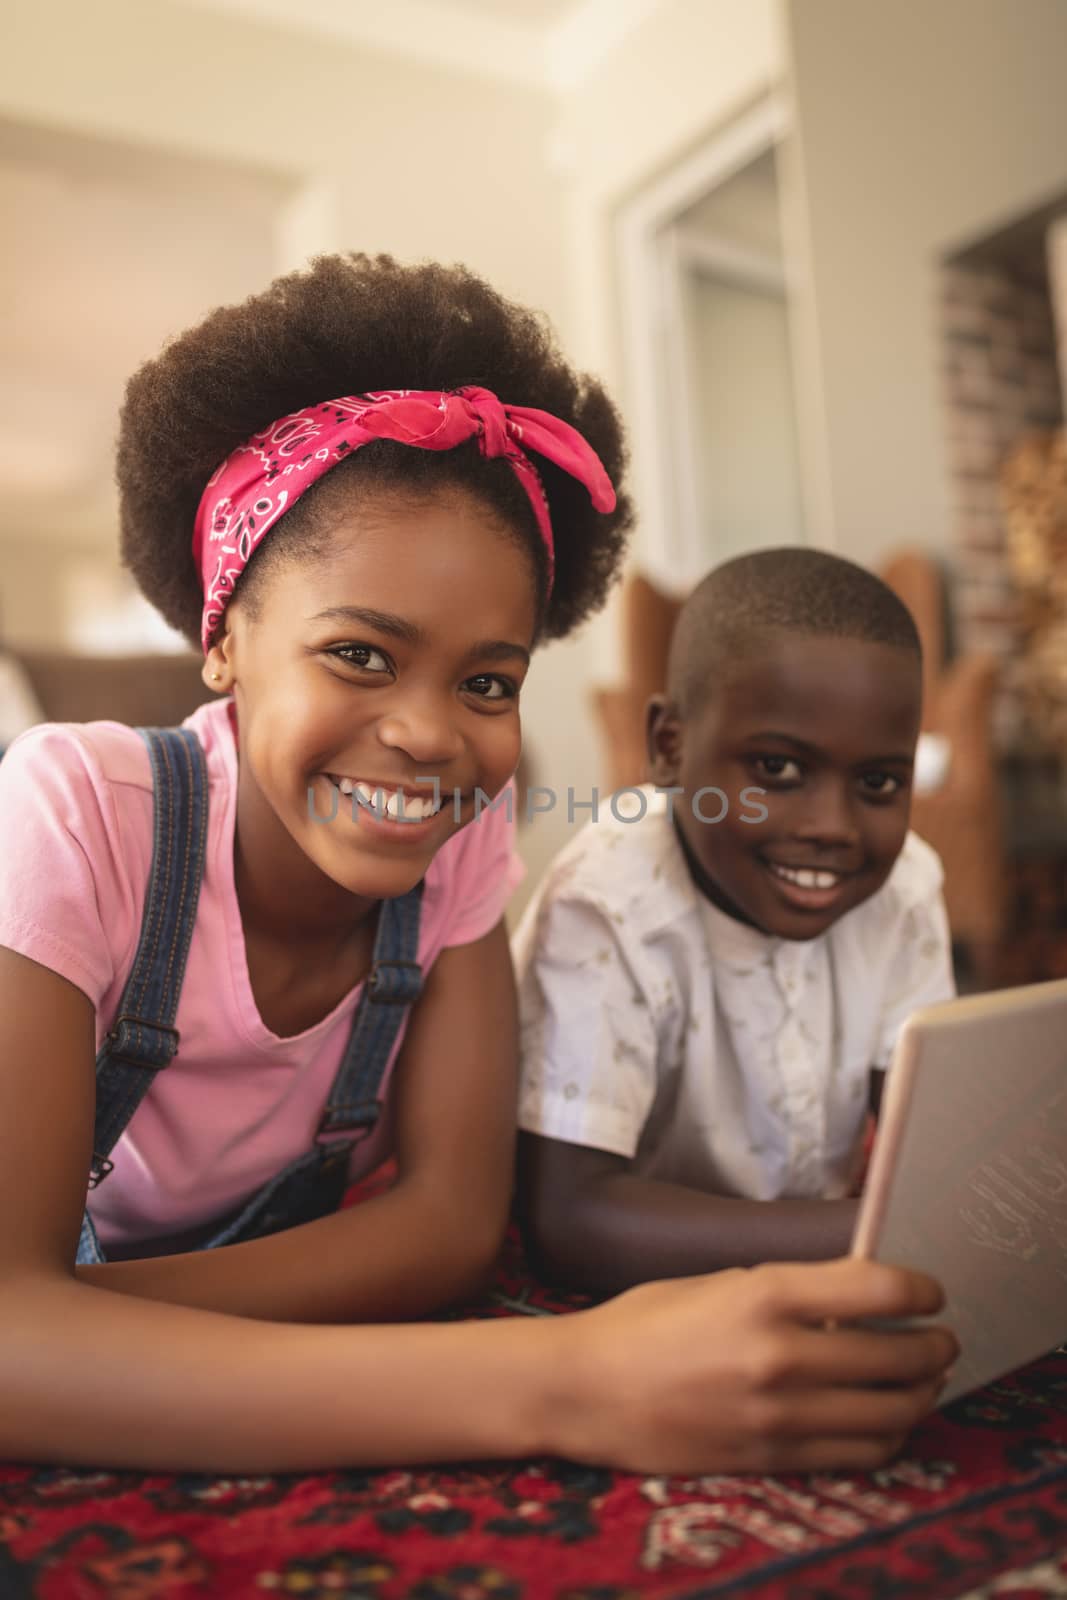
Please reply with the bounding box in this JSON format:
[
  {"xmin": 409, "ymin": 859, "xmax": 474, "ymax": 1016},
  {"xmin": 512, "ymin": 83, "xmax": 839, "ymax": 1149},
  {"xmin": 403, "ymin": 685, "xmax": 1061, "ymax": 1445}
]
[{"xmin": 941, "ymin": 201, "xmax": 1067, "ymax": 750}]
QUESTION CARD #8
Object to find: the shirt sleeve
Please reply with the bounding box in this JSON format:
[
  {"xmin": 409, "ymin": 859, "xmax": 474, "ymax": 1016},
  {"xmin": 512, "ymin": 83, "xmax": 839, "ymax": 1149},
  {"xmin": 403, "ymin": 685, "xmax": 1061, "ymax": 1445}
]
[
  {"xmin": 515, "ymin": 891, "xmax": 658, "ymax": 1159},
  {"xmin": 438, "ymin": 782, "xmax": 525, "ymax": 949},
  {"xmin": 873, "ymin": 849, "xmax": 957, "ymax": 1070},
  {"xmin": 0, "ymin": 722, "xmax": 146, "ymax": 1006}
]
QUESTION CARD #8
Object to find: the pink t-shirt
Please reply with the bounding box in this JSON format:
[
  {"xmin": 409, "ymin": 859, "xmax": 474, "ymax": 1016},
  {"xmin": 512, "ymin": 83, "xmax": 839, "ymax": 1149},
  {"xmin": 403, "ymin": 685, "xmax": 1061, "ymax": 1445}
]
[{"xmin": 0, "ymin": 699, "xmax": 522, "ymax": 1251}]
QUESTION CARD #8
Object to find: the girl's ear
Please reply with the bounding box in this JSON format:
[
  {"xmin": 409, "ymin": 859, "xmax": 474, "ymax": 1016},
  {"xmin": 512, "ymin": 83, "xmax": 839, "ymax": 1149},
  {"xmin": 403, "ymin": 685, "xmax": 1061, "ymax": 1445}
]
[
  {"xmin": 647, "ymin": 695, "xmax": 684, "ymax": 786},
  {"xmin": 201, "ymin": 633, "xmax": 234, "ymax": 694}
]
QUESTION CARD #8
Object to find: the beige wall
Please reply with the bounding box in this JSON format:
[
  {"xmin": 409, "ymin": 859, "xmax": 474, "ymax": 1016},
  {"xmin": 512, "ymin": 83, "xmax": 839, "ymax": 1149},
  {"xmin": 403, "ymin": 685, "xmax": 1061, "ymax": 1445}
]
[
  {"xmin": 554, "ymin": 0, "xmax": 783, "ymax": 388},
  {"xmin": 2, "ymin": 0, "xmax": 565, "ymax": 315},
  {"xmin": 515, "ymin": 0, "xmax": 784, "ymax": 900},
  {"xmin": 785, "ymin": 0, "xmax": 1067, "ymax": 569}
]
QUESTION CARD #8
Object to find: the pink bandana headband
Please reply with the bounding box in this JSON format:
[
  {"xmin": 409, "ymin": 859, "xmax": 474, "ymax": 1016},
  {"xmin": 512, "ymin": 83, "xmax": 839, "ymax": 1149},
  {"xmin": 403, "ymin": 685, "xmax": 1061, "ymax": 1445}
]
[{"xmin": 192, "ymin": 385, "xmax": 616, "ymax": 651}]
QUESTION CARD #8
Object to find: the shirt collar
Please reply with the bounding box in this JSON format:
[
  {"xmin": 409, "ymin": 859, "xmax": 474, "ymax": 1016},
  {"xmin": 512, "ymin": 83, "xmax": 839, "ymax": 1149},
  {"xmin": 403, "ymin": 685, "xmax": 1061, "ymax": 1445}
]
[{"xmin": 633, "ymin": 788, "xmax": 778, "ymax": 964}]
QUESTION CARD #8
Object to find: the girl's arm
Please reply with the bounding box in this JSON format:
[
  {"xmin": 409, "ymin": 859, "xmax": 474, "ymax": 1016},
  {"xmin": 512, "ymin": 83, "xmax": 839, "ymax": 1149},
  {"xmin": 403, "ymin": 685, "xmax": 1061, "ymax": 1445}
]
[
  {"xmin": 0, "ymin": 949, "xmax": 956, "ymax": 1472},
  {"xmin": 518, "ymin": 1133, "xmax": 859, "ymax": 1296},
  {"xmin": 76, "ymin": 921, "xmax": 519, "ymax": 1323}
]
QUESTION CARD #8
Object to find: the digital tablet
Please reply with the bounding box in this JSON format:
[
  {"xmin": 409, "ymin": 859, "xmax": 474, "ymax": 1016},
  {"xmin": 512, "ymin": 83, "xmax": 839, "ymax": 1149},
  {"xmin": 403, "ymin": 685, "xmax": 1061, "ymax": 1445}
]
[{"xmin": 851, "ymin": 977, "xmax": 1067, "ymax": 1405}]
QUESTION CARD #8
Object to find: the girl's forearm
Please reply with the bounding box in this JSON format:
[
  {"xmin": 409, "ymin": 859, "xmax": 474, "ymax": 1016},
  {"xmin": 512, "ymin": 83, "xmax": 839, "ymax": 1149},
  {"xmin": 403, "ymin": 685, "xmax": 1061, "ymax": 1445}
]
[
  {"xmin": 1, "ymin": 1272, "xmax": 560, "ymax": 1471},
  {"xmin": 529, "ymin": 1174, "xmax": 859, "ymax": 1296},
  {"xmin": 1, "ymin": 1260, "xmax": 960, "ymax": 1478},
  {"xmin": 75, "ymin": 1180, "xmax": 504, "ymax": 1324}
]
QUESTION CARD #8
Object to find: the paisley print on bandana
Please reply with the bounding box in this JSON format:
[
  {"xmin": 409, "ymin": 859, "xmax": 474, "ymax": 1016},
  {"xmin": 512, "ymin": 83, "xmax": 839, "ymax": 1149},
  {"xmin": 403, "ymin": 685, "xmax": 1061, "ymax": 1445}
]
[{"xmin": 192, "ymin": 386, "xmax": 616, "ymax": 651}]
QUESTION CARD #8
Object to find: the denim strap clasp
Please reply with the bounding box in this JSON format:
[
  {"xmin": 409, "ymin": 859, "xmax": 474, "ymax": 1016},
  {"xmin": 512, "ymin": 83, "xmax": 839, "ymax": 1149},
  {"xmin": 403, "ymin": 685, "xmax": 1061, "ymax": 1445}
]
[{"xmin": 104, "ymin": 1014, "xmax": 181, "ymax": 1068}]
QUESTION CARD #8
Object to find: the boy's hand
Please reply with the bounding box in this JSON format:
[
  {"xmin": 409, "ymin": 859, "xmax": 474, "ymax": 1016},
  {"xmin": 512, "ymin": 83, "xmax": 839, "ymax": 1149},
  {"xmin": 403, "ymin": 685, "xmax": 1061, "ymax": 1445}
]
[{"xmin": 546, "ymin": 1258, "xmax": 956, "ymax": 1476}]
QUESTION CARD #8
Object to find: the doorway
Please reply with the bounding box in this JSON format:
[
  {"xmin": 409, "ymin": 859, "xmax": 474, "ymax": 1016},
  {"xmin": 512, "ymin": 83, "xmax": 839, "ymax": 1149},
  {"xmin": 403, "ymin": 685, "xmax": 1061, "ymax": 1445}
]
[{"xmin": 616, "ymin": 94, "xmax": 808, "ymax": 591}]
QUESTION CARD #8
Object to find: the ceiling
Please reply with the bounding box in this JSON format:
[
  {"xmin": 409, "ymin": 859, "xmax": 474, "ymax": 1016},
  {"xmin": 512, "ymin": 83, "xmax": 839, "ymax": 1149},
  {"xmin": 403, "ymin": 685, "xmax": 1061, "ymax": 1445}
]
[
  {"xmin": 429, "ymin": 0, "xmax": 580, "ymax": 20},
  {"xmin": 173, "ymin": 0, "xmax": 663, "ymax": 92}
]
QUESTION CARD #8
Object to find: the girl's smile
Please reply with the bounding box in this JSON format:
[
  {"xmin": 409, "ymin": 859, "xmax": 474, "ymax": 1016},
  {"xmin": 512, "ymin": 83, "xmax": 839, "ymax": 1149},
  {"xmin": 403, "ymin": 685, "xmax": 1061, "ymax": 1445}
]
[
  {"xmin": 310, "ymin": 776, "xmax": 449, "ymax": 843},
  {"xmin": 207, "ymin": 487, "xmax": 537, "ymax": 937},
  {"xmin": 325, "ymin": 777, "xmax": 445, "ymax": 821},
  {"xmin": 314, "ymin": 776, "xmax": 449, "ymax": 835}
]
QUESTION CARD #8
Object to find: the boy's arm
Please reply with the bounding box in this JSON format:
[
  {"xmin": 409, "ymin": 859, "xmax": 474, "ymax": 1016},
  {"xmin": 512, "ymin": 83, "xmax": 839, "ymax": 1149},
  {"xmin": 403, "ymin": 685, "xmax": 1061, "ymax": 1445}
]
[
  {"xmin": 78, "ymin": 921, "xmax": 519, "ymax": 1322},
  {"xmin": 515, "ymin": 891, "xmax": 857, "ymax": 1292},
  {"xmin": 518, "ymin": 1132, "xmax": 858, "ymax": 1296}
]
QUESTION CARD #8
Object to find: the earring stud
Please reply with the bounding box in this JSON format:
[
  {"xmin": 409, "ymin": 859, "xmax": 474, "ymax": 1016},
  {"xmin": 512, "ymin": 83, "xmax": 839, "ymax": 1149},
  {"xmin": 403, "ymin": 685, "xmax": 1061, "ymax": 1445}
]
[{"xmin": 210, "ymin": 671, "xmax": 222, "ymax": 683}]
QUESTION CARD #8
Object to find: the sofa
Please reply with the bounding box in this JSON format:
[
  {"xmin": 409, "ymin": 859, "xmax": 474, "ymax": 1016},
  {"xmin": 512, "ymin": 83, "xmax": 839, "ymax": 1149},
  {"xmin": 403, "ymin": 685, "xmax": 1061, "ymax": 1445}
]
[{"xmin": 9, "ymin": 648, "xmax": 213, "ymax": 730}]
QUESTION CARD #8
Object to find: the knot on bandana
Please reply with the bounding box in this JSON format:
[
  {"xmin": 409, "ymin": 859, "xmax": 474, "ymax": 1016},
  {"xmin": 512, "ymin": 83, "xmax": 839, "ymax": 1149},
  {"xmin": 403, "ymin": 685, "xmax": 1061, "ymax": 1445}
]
[{"xmin": 192, "ymin": 386, "xmax": 616, "ymax": 652}]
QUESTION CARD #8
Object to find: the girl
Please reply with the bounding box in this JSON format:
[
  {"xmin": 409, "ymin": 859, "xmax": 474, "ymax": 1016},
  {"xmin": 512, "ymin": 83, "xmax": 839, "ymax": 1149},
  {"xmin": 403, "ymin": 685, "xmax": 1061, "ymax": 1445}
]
[{"xmin": 0, "ymin": 254, "xmax": 954, "ymax": 1475}]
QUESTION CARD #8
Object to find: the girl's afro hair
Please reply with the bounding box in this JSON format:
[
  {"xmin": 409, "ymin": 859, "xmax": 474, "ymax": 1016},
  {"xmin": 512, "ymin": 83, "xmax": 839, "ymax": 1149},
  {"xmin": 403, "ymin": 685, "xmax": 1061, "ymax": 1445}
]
[{"xmin": 117, "ymin": 253, "xmax": 633, "ymax": 646}]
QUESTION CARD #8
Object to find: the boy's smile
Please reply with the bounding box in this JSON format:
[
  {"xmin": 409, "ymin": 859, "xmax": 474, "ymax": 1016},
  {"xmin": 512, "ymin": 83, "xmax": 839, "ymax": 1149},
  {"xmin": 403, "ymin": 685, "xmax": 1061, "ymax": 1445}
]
[{"xmin": 649, "ymin": 632, "xmax": 922, "ymax": 941}]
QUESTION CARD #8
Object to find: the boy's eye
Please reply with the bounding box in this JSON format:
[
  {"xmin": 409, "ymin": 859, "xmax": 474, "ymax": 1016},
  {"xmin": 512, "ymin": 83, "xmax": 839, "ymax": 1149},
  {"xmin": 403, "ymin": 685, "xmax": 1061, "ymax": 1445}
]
[
  {"xmin": 464, "ymin": 674, "xmax": 516, "ymax": 701},
  {"xmin": 331, "ymin": 644, "xmax": 391, "ymax": 673},
  {"xmin": 754, "ymin": 755, "xmax": 802, "ymax": 781},
  {"xmin": 859, "ymin": 770, "xmax": 903, "ymax": 798}
]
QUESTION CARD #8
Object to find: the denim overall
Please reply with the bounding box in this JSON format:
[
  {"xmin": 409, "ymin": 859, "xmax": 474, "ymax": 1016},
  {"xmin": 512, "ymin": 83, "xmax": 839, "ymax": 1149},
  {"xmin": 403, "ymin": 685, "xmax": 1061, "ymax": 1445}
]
[{"xmin": 77, "ymin": 727, "xmax": 424, "ymax": 1265}]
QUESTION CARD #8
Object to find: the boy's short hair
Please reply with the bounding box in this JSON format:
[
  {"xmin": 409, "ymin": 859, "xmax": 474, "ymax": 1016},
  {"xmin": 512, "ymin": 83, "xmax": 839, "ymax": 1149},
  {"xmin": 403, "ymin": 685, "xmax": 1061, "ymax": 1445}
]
[{"xmin": 668, "ymin": 547, "xmax": 922, "ymax": 714}]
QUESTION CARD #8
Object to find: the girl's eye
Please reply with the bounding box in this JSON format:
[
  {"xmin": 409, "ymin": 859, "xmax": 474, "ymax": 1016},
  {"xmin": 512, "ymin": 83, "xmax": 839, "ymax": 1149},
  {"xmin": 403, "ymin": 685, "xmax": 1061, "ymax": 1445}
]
[
  {"xmin": 464, "ymin": 674, "xmax": 516, "ymax": 701},
  {"xmin": 859, "ymin": 770, "xmax": 903, "ymax": 798},
  {"xmin": 754, "ymin": 755, "xmax": 802, "ymax": 782},
  {"xmin": 331, "ymin": 644, "xmax": 391, "ymax": 674}
]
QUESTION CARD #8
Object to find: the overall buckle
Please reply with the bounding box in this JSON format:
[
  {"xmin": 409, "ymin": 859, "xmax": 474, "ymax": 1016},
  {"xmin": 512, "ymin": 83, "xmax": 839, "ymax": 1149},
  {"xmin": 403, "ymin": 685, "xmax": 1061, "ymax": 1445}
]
[{"xmin": 104, "ymin": 1014, "xmax": 181, "ymax": 1064}]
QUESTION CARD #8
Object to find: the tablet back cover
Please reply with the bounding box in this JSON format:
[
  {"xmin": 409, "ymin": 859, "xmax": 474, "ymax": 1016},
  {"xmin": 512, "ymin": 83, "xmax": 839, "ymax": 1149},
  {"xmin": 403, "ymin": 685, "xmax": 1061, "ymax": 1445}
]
[{"xmin": 852, "ymin": 981, "xmax": 1067, "ymax": 1404}]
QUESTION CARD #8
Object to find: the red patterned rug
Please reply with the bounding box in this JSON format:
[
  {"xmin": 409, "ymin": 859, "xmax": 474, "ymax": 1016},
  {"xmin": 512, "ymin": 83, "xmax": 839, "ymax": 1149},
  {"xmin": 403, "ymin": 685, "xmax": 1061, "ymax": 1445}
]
[{"xmin": 2, "ymin": 1233, "xmax": 1065, "ymax": 1600}]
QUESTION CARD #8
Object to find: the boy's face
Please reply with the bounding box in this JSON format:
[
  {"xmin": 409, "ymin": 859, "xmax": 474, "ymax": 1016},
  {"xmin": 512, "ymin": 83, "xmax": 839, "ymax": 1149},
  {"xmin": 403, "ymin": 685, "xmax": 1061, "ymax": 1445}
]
[{"xmin": 648, "ymin": 632, "xmax": 922, "ymax": 941}]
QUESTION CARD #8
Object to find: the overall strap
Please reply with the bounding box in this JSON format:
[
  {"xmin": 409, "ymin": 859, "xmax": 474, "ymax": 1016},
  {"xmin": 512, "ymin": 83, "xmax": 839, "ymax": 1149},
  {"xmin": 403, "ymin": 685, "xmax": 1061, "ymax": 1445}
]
[
  {"xmin": 316, "ymin": 881, "xmax": 425, "ymax": 1139},
  {"xmin": 89, "ymin": 727, "xmax": 209, "ymax": 1185}
]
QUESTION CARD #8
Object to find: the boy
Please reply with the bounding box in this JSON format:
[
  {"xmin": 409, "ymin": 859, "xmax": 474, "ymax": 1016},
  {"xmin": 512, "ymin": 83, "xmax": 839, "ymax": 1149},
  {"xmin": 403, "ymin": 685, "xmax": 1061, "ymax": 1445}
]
[{"xmin": 515, "ymin": 548, "xmax": 955, "ymax": 1295}]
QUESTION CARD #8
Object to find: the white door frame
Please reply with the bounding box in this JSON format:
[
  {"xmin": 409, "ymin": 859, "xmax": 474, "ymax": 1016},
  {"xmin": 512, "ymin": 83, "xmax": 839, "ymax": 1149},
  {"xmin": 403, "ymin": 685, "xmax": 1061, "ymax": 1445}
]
[{"xmin": 615, "ymin": 91, "xmax": 805, "ymax": 591}]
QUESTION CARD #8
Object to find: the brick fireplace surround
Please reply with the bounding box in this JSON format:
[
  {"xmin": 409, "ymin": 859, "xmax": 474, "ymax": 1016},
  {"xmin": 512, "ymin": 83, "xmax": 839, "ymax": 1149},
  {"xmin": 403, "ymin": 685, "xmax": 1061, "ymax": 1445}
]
[{"xmin": 942, "ymin": 239, "xmax": 1064, "ymax": 746}]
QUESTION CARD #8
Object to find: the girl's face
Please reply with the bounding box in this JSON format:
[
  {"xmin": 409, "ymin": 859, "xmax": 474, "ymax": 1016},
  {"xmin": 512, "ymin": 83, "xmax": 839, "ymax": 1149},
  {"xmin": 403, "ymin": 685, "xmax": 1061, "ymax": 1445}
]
[{"xmin": 211, "ymin": 487, "xmax": 537, "ymax": 909}]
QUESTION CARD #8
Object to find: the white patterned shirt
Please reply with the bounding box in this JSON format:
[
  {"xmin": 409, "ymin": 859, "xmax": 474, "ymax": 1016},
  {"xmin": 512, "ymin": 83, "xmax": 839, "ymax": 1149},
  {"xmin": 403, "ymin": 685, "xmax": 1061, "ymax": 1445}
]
[{"xmin": 514, "ymin": 789, "xmax": 955, "ymax": 1200}]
